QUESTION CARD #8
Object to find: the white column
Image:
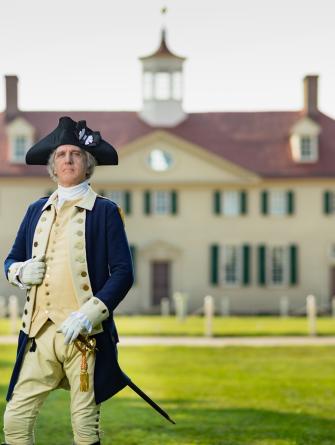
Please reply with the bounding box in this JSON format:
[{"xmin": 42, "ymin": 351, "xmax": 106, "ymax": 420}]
[
  {"xmin": 161, "ymin": 298, "xmax": 170, "ymax": 316},
  {"xmin": 173, "ymin": 292, "xmax": 187, "ymax": 321},
  {"xmin": 0, "ymin": 296, "xmax": 6, "ymax": 319},
  {"xmin": 279, "ymin": 296, "xmax": 289, "ymax": 317},
  {"xmin": 331, "ymin": 296, "xmax": 335, "ymax": 318},
  {"xmin": 204, "ymin": 295, "xmax": 214, "ymax": 337},
  {"xmin": 220, "ymin": 296, "xmax": 230, "ymax": 317},
  {"xmin": 306, "ymin": 294, "xmax": 317, "ymax": 336}
]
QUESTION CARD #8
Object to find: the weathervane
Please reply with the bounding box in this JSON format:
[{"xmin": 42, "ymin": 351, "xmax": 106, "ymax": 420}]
[{"xmin": 161, "ymin": 5, "xmax": 168, "ymax": 28}]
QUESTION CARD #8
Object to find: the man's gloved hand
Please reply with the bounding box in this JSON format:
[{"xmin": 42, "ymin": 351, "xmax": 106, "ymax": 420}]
[
  {"xmin": 19, "ymin": 254, "xmax": 46, "ymax": 286},
  {"xmin": 57, "ymin": 312, "xmax": 93, "ymax": 344}
]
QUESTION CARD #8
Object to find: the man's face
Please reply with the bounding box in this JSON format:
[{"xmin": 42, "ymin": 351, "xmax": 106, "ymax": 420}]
[{"xmin": 54, "ymin": 144, "xmax": 87, "ymax": 187}]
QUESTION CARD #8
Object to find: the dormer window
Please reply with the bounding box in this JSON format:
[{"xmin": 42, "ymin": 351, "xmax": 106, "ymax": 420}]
[
  {"xmin": 299, "ymin": 135, "xmax": 318, "ymax": 161},
  {"xmin": 6, "ymin": 117, "xmax": 35, "ymax": 164},
  {"xmin": 290, "ymin": 117, "xmax": 321, "ymax": 163},
  {"xmin": 13, "ymin": 135, "xmax": 29, "ymax": 162}
]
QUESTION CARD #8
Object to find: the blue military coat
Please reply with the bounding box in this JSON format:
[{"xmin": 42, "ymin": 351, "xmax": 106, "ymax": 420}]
[{"xmin": 4, "ymin": 191, "xmax": 134, "ymax": 404}]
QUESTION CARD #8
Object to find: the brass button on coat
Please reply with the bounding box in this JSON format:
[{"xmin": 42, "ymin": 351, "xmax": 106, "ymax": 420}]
[
  {"xmin": 93, "ymin": 299, "xmax": 99, "ymax": 305},
  {"xmin": 77, "ymin": 218, "xmax": 84, "ymax": 223},
  {"xmin": 76, "ymin": 230, "xmax": 83, "ymax": 236},
  {"xmin": 34, "ymin": 241, "xmax": 38, "ymax": 247},
  {"xmin": 82, "ymin": 284, "xmax": 89, "ymax": 291},
  {"xmin": 81, "ymin": 271, "xmax": 87, "ymax": 277}
]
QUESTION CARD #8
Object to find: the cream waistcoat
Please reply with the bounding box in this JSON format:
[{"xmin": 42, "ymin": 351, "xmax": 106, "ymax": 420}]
[{"xmin": 30, "ymin": 198, "xmax": 83, "ymax": 337}]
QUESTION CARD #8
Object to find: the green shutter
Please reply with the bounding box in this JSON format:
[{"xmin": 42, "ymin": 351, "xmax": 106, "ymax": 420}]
[
  {"xmin": 210, "ymin": 244, "xmax": 219, "ymax": 285},
  {"xmin": 289, "ymin": 244, "xmax": 298, "ymax": 285},
  {"xmin": 324, "ymin": 191, "xmax": 332, "ymax": 214},
  {"xmin": 287, "ymin": 190, "xmax": 294, "ymax": 215},
  {"xmin": 144, "ymin": 191, "xmax": 151, "ymax": 215},
  {"xmin": 240, "ymin": 191, "xmax": 248, "ymax": 215},
  {"xmin": 125, "ymin": 191, "xmax": 131, "ymax": 215},
  {"xmin": 130, "ymin": 244, "xmax": 136, "ymax": 283},
  {"xmin": 258, "ymin": 245, "xmax": 266, "ymax": 285},
  {"xmin": 213, "ymin": 191, "xmax": 221, "ymax": 214},
  {"xmin": 98, "ymin": 190, "xmax": 106, "ymax": 197},
  {"xmin": 242, "ymin": 244, "xmax": 251, "ymax": 285},
  {"xmin": 171, "ymin": 190, "xmax": 178, "ymax": 214},
  {"xmin": 261, "ymin": 191, "xmax": 268, "ymax": 215}
]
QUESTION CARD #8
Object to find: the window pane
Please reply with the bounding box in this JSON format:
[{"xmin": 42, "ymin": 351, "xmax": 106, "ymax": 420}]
[
  {"xmin": 270, "ymin": 190, "xmax": 286, "ymax": 215},
  {"xmin": 223, "ymin": 191, "xmax": 239, "ymax": 216},
  {"xmin": 300, "ymin": 136, "xmax": 312, "ymax": 159},
  {"xmin": 271, "ymin": 246, "xmax": 285, "ymax": 284},
  {"xmin": 143, "ymin": 72, "xmax": 153, "ymax": 100},
  {"xmin": 14, "ymin": 135, "xmax": 27, "ymax": 161},
  {"xmin": 104, "ymin": 190, "xmax": 124, "ymax": 207},
  {"xmin": 172, "ymin": 72, "xmax": 182, "ymax": 100},
  {"xmin": 223, "ymin": 245, "xmax": 240, "ymax": 284},
  {"xmin": 155, "ymin": 72, "xmax": 170, "ymax": 100},
  {"xmin": 153, "ymin": 191, "xmax": 170, "ymax": 214}
]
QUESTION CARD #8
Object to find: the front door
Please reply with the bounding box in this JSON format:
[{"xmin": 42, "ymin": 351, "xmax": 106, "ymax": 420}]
[{"xmin": 151, "ymin": 261, "xmax": 171, "ymax": 306}]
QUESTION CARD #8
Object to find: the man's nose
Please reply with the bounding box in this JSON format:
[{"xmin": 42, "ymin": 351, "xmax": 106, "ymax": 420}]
[{"xmin": 64, "ymin": 153, "xmax": 74, "ymax": 163}]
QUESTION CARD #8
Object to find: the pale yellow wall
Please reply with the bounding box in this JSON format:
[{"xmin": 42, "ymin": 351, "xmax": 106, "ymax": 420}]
[{"xmin": 1, "ymin": 131, "xmax": 335, "ymax": 315}]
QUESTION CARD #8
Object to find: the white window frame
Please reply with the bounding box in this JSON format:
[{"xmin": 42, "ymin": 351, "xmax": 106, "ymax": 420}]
[
  {"xmin": 103, "ymin": 190, "xmax": 125, "ymax": 208},
  {"xmin": 172, "ymin": 71, "xmax": 182, "ymax": 100},
  {"xmin": 143, "ymin": 72, "xmax": 153, "ymax": 100},
  {"xmin": 221, "ymin": 190, "xmax": 240, "ymax": 216},
  {"xmin": 153, "ymin": 190, "xmax": 171, "ymax": 215},
  {"xmin": 267, "ymin": 245, "xmax": 289, "ymax": 286},
  {"xmin": 290, "ymin": 133, "xmax": 318, "ymax": 163},
  {"xmin": 11, "ymin": 134, "xmax": 30, "ymax": 164},
  {"xmin": 155, "ymin": 72, "xmax": 171, "ymax": 100},
  {"xmin": 269, "ymin": 190, "xmax": 287, "ymax": 216},
  {"xmin": 221, "ymin": 245, "xmax": 242, "ymax": 286}
]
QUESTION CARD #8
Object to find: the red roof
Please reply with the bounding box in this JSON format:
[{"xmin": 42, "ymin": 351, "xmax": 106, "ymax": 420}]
[
  {"xmin": 139, "ymin": 29, "xmax": 186, "ymax": 61},
  {"xmin": 1, "ymin": 109, "xmax": 335, "ymax": 178}
]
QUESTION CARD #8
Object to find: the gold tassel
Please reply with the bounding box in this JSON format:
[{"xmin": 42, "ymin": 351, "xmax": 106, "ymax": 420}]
[
  {"xmin": 80, "ymin": 350, "xmax": 89, "ymax": 392},
  {"xmin": 74, "ymin": 336, "xmax": 97, "ymax": 392}
]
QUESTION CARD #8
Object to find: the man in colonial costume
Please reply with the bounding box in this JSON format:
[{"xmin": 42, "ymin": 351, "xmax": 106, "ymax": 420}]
[{"xmin": 2, "ymin": 116, "xmax": 174, "ymax": 445}]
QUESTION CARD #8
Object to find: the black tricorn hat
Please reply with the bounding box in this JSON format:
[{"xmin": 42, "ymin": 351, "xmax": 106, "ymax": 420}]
[{"xmin": 25, "ymin": 116, "xmax": 118, "ymax": 165}]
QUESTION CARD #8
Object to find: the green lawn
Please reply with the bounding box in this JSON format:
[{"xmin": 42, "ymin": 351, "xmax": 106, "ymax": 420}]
[
  {"xmin": 1, "ymin": 345, "xmax": 335, "ymax": 444},
  {"xmin": 2, "ymin": 316, "xmax": 335, "ymax": 337}
]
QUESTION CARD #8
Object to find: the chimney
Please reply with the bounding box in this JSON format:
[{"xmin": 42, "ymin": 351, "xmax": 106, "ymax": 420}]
[
  {"xmin": 303, "ymin": 75, "xmax": 318, "ymax": 115},
  {"xmin": 5, "ymin": 75, "xmax": 19, "ymax": 118}
]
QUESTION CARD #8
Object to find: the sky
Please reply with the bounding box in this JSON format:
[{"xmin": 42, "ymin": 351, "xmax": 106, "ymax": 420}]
[{"xmin": 0, "ymin": 0, "xmax": 335, "ymax": 117}]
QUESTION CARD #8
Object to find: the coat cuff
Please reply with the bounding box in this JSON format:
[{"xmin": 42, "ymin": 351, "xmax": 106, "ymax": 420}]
[{"xmin": 79, "ymin": 297, "xmax": 109, "ymax": 327}]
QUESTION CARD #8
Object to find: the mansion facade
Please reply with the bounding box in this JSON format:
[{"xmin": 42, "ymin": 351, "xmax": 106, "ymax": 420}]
[{"xmin": 1, "ymin": 30, "xmax": 335, "ymax": 314}]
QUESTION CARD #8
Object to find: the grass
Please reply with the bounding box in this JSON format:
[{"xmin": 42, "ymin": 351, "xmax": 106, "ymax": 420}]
[
  {"xmin": 2, "ymin": 316, "xmax": 335, "ymax": 337},
  {"xmin": 1, "ymin": 344, "xmax": 335, "ymax": 444},
  {"xmin": 114, "ymin": 315, "xmax": 335, "ymax": 337}
]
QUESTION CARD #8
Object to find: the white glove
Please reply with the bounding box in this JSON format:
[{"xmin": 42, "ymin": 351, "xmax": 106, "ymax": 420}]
[
  {"xmin": 19, "ymin": 254, "xmax": 46, "ymax": 287},
  {"xmin": 57, "ymin": 312, "xmax": 93, "ymax": 344}
]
